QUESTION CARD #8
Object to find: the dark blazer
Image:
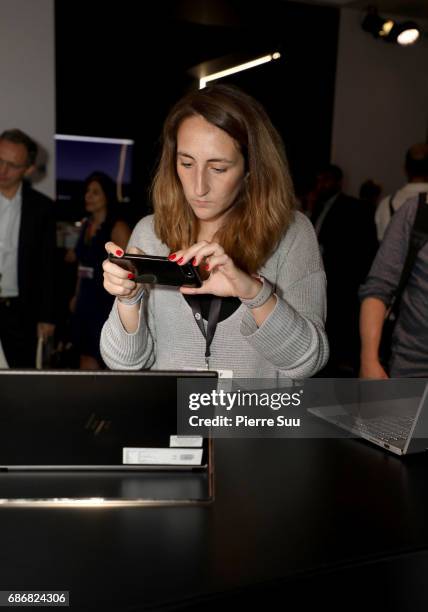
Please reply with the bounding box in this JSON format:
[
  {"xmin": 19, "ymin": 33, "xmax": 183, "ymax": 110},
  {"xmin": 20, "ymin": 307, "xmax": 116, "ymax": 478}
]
[
  {"xmin": 17, "ymin": 181, "xmax": 56, "ymax": 324},
  {"xmin": 316, "ymin": 193, "xmax": 378, "ymax": 295},
  {"xmin": 313, "ymin": 193, "xmax": 379, "ymax": 368}
]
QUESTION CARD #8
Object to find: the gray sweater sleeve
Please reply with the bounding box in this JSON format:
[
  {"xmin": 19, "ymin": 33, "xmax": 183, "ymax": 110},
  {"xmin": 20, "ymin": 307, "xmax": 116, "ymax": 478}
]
[
  {"xmin": 100, "ymin": 298, "xmax": 156, "ymax": 370},
  {"xmin": 359, "ymin": 197, "xmax": 417, "ymax": 306},
  {"xmin": 100, "ymin": 217, "xmax": 160, "ymax": 370},
  {"xmin": 240, "ymin": 213, "xmax": 329, "ymax": 377}
]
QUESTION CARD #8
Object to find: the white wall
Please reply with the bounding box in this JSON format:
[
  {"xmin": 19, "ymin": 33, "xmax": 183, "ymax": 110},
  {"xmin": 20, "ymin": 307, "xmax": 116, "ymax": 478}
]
[
  {"xmin": 332, "ymin": 8, "xmax": 428, "ymax": 198},
  {"xmin": 0, "ymin": 0, "xmax": 55, "ymax": 198}
]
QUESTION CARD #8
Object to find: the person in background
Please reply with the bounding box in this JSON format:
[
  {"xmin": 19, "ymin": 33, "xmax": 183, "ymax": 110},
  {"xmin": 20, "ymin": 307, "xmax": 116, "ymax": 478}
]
[
  {"xmin": 70, "ymin": 172, "xmax": 130, "ymax": 369},
  {"xmin": 310, "ymin": 164, "xmax": 378, "ymax": 376},
  {"xmin": 0, "ymin": 129, "xmax": 55, "ymax": 367},
  {"xmin": 359, "ymin": 179, "xmax": 382, "ymax": 210},
  {"xmin": 360, "ymin": 193, "xmax": 428, "ymax": 378},
  {"xmin": 100, "ymin": 84, "xmax": 329, "ymax": 378},
  {"xmin": 375, "ymin": 143, "xmax": 428, "ymax": 241},
  {"xmin": 296, "ymin": 175, "xmax": 318, "ymax": 218}
]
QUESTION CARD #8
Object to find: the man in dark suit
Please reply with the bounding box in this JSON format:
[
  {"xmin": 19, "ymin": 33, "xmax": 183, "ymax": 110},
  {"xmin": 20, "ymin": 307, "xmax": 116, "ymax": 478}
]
[
  {"xmin": 311, "ymin": 164, "xmax": 378, "ymax": 376},
  {"xmin": 0, "ymin": 129, "xmax": 56, "ymax": 367}
]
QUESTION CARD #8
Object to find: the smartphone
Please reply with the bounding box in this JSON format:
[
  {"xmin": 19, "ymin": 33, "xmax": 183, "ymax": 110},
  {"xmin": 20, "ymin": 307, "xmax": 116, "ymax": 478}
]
[{"xmin": 108, "ymin": 253, "xmax": 202, "ymax": 287}]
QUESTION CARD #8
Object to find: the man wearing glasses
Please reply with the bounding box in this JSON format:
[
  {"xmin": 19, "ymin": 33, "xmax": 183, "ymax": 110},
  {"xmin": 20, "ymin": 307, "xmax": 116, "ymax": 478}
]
[{"xmin": 0, "ymin": 129, "xmax": 55, "ymax": 367}]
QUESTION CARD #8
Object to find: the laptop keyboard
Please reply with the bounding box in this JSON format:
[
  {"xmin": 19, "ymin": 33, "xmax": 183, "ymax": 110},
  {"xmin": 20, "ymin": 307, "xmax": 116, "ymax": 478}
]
[{"xmin": 349, "ymin": 415, "xmax": 414, "ymax": 443}]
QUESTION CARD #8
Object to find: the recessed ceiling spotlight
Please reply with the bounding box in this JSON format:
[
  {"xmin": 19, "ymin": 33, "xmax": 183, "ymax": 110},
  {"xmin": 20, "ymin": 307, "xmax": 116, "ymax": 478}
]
[{"xmin": 361, "ymin": 7, "xmax": 421, "ymax": 46}]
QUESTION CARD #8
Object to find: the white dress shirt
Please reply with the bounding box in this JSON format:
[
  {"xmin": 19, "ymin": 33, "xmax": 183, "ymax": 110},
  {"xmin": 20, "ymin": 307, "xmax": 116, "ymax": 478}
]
[
  {"xmin": 0, "ymin": 185, "xmax": 22, "ymax": 297},
  {"xmin": 0, "ymin": 341, "xmax": 8, "ymax": 367}
]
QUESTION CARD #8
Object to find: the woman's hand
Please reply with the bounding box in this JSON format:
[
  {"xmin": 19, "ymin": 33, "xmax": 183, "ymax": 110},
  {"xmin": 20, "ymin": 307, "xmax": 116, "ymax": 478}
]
[
  {"xmin": 103, "ymin": 242, "xmax": 143, "ymax": 301},
  {"xmin": 170, "ymin": 241, "xmax": 262, "ymax": 300}
]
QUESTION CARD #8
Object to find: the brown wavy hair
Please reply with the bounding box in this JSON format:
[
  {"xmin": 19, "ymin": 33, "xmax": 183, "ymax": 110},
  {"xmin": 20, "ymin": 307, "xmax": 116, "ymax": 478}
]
[{"xmin": 152, "ymin": 84, "xmax": 295, "ymax": 274}]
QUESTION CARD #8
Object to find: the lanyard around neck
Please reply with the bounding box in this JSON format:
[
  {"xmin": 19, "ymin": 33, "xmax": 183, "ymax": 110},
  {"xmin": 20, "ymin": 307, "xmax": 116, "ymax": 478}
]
[{"xmin": 187, "ymin": 296, "xmax": 222, "ymax": 369}]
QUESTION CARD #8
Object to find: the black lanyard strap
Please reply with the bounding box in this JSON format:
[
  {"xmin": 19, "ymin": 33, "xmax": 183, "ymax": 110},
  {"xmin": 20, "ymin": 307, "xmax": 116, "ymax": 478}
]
[{"xmin": 188, "ymin": 296, "xmax": 222, "ymax": 368}]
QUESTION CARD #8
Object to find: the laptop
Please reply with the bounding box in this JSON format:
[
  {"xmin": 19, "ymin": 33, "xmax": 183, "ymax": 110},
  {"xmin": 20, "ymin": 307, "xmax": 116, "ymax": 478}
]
[
  {"xmin": 0, "ymin": 370, "xmax": 218, "ymax": 470},
  {"xmin": 308, "ymin": 381, "xmax": 428, "ymax": 456}
]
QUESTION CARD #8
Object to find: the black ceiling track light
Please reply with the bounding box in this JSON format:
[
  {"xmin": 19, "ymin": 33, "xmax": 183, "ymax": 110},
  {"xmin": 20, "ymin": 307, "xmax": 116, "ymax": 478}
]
[{"xmin": 361, "ymin": 6, "xmax": 421, "ymax": 46}]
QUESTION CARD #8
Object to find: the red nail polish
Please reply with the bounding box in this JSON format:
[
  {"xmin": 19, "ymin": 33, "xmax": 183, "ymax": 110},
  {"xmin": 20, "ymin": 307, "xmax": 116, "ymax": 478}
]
[
  {"xmin": 177, "ymin": 257, "xmax": 184, "ymax": 264},
  {"xmin": 128, "ymin": 273, "xmax": 135, "ymax": 279},
  {"xmin": 192, "ymin": 258, "xmax": 198, "ymax": 266},
  {"xmin": 168, "ymin": 253, "xmax": 176, "ymax": 260},
  {"xmin": 204, "ymin": 264, "xmax": 210, "ymax": 271},
  {"xmin": 116, "ymin": 249, "xmax": 123, "ymax": 256}
]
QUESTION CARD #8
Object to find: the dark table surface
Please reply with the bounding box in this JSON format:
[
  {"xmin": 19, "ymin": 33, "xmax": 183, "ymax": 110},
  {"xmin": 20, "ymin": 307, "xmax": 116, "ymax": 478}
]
[{"xmin": 1, "ymin": 437, "xmax": 428, "ymax": 610}]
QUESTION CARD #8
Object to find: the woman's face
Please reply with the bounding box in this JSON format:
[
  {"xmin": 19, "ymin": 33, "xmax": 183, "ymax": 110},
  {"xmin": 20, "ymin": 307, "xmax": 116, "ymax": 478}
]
[
  {"xmin": 84, "ymin": 180, "xmax": 107, "ymax": 213},
  {"xmin": 176, "ymin": 114, "xmax": 245, "ymax": 229}
]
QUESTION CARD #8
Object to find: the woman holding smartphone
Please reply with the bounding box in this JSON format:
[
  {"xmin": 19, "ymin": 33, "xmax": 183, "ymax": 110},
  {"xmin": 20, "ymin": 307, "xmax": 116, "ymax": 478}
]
[{"xmin": 101, "ymin": 84, "xmax": 328, "ymax": 378}]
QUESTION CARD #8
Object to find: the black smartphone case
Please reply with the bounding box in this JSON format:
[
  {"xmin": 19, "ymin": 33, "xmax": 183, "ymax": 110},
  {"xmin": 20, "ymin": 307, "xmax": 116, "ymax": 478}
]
[{"xmin": 108, "ymin": 254, "xmax": 202, "ymax": 287}]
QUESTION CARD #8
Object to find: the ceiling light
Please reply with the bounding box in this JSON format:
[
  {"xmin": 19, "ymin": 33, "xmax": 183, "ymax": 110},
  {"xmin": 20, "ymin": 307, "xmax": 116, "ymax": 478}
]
[
  {"xmin": 396, "ymin": 23, "xmax": 420, "ymax": 46},
  {"xmin": 361, "ymin": 8, "xmax": 421, "ymax": 46},
  {"xmin": 379, "ymin": 20, "xmax": 394, "ymax": 37},
  {"xmin": 361, "ymin": 8, "xmax": 392, "ymax": 39},
  {"xmin": 199, "ymin": 52, "xmax": 281, "ymax": 89}
]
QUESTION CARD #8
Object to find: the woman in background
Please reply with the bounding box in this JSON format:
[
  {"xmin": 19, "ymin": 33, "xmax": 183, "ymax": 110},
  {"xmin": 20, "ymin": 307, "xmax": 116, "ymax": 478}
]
[{"xmin": 71, "ymin": 172, "xmax": 130, "ymax": 369}]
